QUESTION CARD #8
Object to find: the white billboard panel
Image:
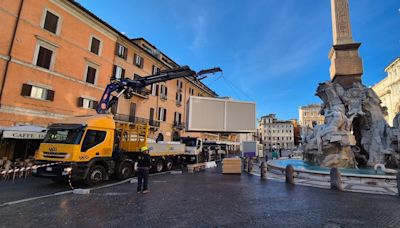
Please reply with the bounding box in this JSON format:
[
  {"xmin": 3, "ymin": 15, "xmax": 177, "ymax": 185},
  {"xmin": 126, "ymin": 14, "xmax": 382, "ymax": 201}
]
[{"xmin": 186, "ymin": 96, "xmax": 256, "ymax": 133}]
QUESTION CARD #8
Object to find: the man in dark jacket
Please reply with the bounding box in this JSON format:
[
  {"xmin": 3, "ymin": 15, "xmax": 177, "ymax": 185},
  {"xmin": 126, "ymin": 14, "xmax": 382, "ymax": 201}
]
[{"xmin": 137, "ymin": 146, "xmax": 151, "ymax": 194}]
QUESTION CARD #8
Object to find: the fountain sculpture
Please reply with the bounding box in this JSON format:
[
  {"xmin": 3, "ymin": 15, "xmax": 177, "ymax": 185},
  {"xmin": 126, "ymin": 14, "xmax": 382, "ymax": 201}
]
[{"xmin": 302, "ymin": 0, "xmax": 400, "ymax": 169}]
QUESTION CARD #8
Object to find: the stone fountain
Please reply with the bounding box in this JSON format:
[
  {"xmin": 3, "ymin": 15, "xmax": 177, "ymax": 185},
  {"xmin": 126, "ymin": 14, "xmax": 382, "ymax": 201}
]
[{"xmin": 302, "ymin": 0, "xmax": 400, "ymax": 169}]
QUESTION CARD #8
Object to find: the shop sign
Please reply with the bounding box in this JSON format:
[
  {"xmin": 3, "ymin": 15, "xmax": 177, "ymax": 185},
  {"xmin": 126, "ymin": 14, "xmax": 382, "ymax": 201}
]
[{"xmin": 3, "ymin": 131, "xmax": 46, "ymax": 139}]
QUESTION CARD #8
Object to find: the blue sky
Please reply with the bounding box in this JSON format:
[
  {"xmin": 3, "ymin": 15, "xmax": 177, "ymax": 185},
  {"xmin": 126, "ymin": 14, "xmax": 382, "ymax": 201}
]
[{"xmin": 77, "ymin": 0, "xmax": 400, "ymax": 120}]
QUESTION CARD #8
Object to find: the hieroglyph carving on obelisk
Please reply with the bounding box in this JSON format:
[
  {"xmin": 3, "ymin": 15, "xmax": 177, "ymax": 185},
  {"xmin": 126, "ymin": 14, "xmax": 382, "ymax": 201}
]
[{"xmin": 331, "ymin": 0, "xmax": 354, "ymax": 45}]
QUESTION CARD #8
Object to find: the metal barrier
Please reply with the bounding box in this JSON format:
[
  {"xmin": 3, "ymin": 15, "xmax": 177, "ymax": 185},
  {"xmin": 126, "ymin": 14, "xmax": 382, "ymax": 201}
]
[{"xmin": 0, "ymin": 162, "xmax": 63, "ymax": 181}]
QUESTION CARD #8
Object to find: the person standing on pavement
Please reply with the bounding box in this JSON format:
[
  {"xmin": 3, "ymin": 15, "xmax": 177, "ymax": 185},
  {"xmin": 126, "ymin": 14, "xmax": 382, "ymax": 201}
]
[{"xmin": 137, "ymin": 146, "xmax": 151, "ymax": 194}]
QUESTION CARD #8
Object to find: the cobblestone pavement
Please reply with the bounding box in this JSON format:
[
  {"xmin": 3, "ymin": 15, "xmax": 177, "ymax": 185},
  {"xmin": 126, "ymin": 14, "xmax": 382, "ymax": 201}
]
[
  {"xmin": 1, "ymin": 167, "xmax": 400, "ymax": 228},
  {"xmin": 0, "ymin": 177, "xmax": 70, "ymax": 204}
]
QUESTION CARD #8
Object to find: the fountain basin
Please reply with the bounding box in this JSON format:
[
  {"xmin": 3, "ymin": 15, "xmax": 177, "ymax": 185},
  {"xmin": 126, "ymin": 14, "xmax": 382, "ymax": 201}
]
[
  {"xmin": 267, "ymin": 159, "xmax": 398, "ymax": 178},
  {"xmin": 267, "ymin": 159, "xmax": 398, "ymax": 195}
]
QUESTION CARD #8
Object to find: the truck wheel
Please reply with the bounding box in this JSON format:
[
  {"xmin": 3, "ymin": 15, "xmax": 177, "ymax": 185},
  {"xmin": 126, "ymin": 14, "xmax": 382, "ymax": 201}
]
[
  {"xmin": 85, "ymin": 165, "xmax": 105, "ymax": 186},
  {"xmin": 154, "ymin": 159, "xmax": 164, "ymax": 173},
  {"xmin": 117, "ymin": 162, "xmax": 133, "ymax": 180},
  {"xmin": 164, "ymin": 158, "xmax": 173, "ymax": 171}
]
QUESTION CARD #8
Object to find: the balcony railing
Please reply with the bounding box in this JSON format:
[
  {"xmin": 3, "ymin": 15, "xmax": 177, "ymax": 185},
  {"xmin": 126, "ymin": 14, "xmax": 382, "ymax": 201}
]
[
  {"xmin": 114, "ymin": 114, "xmax": 160, "ymax": 128},
  {"xmin": 173, "ymin": 121, "xmax": 185, "ymax": 130}
]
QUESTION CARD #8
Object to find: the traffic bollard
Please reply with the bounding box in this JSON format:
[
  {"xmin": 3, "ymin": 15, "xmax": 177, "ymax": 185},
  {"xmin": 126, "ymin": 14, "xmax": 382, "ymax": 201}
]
[
  {"xmin": 285, "ymin": 165, "xmax": 295, "ymax": 184},
  {"xmin": 247, "ymin": 159, "xmax": 253, "ymax": 173},
  {"xmin": 260, "ymin": 161, "xmax": 267, "ymax": 180},
  {"xmin": 330, "ymin": 167, "xmax": 343, "ymax": 191}
]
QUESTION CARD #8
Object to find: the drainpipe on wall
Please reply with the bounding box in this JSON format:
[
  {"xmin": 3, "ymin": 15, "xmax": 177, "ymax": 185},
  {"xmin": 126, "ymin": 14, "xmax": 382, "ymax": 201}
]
[{"xmin": 0, "ymin": 0, "xmax": 25, "ymax": 106}]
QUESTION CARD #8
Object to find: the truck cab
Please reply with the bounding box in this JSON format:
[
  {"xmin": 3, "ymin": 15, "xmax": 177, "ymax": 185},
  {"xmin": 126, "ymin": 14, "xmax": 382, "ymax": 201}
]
[
  {"xmin": 34, "ymin": 115, "xmax": 144, "ymax": 185},
  {"xmin": 181, "ymin": 137, "xmax": 203, "ymax": 163}
]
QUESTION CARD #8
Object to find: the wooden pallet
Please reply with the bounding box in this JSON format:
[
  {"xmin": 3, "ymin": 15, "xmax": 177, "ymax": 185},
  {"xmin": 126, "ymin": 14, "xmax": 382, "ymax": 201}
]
[{"xmin": 187, "ymin": 163, "xmax": 206, "ymax": 173}]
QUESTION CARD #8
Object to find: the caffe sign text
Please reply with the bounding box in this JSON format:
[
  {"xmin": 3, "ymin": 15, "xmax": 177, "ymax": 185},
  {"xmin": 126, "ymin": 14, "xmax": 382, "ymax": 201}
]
[{"xmin": 3, "ymin": 131, "xmax": 46, "ymax": 139}]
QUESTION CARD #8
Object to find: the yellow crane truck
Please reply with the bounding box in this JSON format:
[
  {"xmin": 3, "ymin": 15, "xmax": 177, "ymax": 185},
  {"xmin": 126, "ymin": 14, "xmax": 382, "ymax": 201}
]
[{"xmin": 33, "ymin": 66, "xmax": 221, "ymax": 185}]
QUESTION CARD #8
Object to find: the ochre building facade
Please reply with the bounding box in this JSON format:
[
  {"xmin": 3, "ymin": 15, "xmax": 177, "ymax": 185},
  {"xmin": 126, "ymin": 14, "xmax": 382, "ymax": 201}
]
[{"xmin": 0, "ymin": 0, "xmax": 221, "ymax": 146}]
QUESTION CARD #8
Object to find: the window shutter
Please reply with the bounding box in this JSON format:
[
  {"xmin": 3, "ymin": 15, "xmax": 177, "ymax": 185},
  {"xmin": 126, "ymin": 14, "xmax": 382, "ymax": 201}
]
[
  {"xmin": 77, "ymin": 97, "xmax": 84, "ymax": 107},
  {"xmin": 121, "ymin": 68, "xmax": 125, "ymax": 78},
  {"xmin": 123, "ymin": 47, "xmax": 127, "ymax": 59},
  {"xmin": 155, "ymin": 84, "xmax": 159, "ymax": 96},
  {"xmin": 158, "ymin": 107, "xmax": 161, "ymax": 120},
  {"xmin": 140, "ymin": 57, "xmax": 144, "ymax": 68},
  {"xmin": 165, "ymin": 87, "xmax": 168, "ymax": 96},
  {"xmin": 115, "ymin": 44, "xmax": 119, "ymax": 55},
  {"xmin": 112, "ymin": 65, "xmax": 117, "ymax": 79},
  {"xmin": 21, "ymin": 84, "xmax": 32, "ymax": 96},
  {"xmin": 92, "ymin": 101, "xmax": 99, "ymax": 110},
  {"xmin": 164, "ymin": 109, "xmax": 167, "ymax": 121},
  {"xmin": 47, "ymin": 89, "xmax": 55, "ymax": 101},
  {"xmin": 134, "ymin": 54, "xmax": 137, "ymax": 65}
]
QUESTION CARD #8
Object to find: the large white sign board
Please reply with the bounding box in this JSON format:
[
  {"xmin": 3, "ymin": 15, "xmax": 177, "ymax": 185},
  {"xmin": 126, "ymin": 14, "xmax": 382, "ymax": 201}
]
[{"xmin": 186, "ymin": 96, "xmax": 256, "ymax": 133}]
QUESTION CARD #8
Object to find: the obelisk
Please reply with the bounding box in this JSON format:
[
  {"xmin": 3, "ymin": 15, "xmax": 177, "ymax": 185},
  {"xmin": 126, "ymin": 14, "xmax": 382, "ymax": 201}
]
[{"xmin": 329, "ymin": 0, "xmax": 363, "ymax": 89}]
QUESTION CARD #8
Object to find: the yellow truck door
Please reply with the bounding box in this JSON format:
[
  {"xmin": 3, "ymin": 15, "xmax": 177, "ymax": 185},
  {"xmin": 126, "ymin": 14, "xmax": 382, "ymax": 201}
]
[{"xmin": 78, "ymin": 129, "xmax": 113, "ymax": 162}]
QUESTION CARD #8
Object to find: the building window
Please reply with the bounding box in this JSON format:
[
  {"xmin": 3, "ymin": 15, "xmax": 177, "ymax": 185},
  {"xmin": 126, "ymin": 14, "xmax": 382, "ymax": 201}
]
[
  {"xmin": 189, "ymin": 87, "xmax": 194, "ymax": 95},
  {"xmin": 85, "ymin": 65, "xmax": 97, "ymax": 84},
  {"xmin": 176, "ymin": 80, "xmax": 183, "ymax": 90},
  {"xmin": 160, "ymin": 85, "xmax": 168, "ymax": 100},
  {"xmin": 42, "ymin": 9, "xmax": 60, "ymax": 34},
  {"xmin": 176, "ymin": 92, "xmax": 182, "ymax": 105},
  {"xmin": 77, "ymin": 97, "xmax": 98, "ymax": 110},
  {"xmin": 89, "ymin": 36, "xmax": 101, "ymax": 55},
  {"xmin": 152, "ymin": 65, "xmax": 160, "ymax": 75},
  {"xmin": 35, "ymin": 45, "xmax": 54, "ymax": 70},
  {"xmin": 116, "ymin": 43, "xmax": 127, "ymax": 59},
  {"xmin": 174, "ymin": 112, "xmax": 182, "ymax": 124},
  {"xmin": 21, "ymin": 84, "xmax": 54, "ymax": 101},
  {"xmin": 134, "ymin": 54, "xmax": 144, "ymax": 68},
  {"xmin": 158, "ymin": 107, "xmax": 167, "ymax": 121},
  {"xmin": 151, "ymin": 84, "xmax": 159, "ymax": 96},
  {"xmin": 112, "ymin": 65, "xmax": 125, "ymax": 79}
]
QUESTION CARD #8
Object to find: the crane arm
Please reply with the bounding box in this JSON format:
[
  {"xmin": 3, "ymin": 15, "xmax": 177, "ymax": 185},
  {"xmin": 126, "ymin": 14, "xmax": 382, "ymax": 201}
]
[{"xmin": 96, "ymin": 65, "xmax": 221, "ymax": 114}]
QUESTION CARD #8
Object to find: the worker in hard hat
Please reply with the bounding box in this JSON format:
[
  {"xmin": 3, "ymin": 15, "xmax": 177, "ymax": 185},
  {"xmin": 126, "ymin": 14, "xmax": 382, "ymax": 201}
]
[{"xmin": 137, "ymin": 146, "xmax": 151, "ymax": 194}]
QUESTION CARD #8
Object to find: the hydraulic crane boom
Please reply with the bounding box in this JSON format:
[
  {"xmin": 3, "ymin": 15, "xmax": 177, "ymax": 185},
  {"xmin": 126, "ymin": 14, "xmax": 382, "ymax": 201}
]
[{"xmin": 97, "ymin": 65, "xmax": 221, "ymax": 114}]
